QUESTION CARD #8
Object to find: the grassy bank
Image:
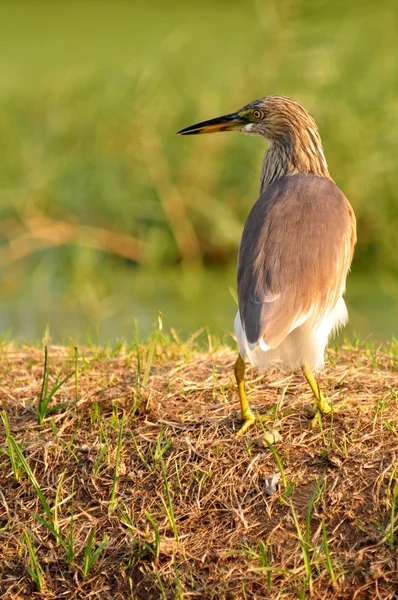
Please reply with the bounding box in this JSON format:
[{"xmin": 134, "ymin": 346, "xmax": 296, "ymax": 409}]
[{"xmin": 1, "ymin": 332, "xmax": 397, "ymax": 598}]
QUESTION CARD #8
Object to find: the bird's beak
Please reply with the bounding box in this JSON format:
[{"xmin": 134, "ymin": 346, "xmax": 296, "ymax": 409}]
[{"xmin": 177, "ymin": 112, "xmax": 246, "ymax": 135}]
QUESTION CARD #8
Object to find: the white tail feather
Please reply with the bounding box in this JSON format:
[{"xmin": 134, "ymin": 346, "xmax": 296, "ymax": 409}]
[{"xmin": 234, "ymin": 296, "xmax": 348, "ymax": 372}]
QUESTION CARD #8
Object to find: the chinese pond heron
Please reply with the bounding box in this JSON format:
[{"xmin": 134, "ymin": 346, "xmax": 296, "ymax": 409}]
[{"xmin": 178, "ymin": 96, "xmax": 356, "ymax": 435}]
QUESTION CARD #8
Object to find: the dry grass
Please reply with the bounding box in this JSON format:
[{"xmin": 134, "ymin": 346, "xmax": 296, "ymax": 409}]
[{"xmin": 1, "ymin": 333, "xmax": 398, "ymax": 599}]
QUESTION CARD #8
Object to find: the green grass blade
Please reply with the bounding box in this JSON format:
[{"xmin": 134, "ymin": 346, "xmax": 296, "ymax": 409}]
[
  {"xmin": 82, "ymin": 529, "xmax": 109, "ymax": 579},
  {"xmin": 258, "ymin": 540, "xmax": 272, "ymax": 592},
  {"xmin": 145, "ymin": 510, "xmax": 161, "ymax": 559},
  {"xmin": 262, "ymin": 437, "xmax": 287, "ymax": 489},
  {"xmin": 35, "ymin": 514, "xmax": 68, "ymax": 553},
  {"xmin": 305, "ymin": 475, "xmax": 325, "ymax": 548},
  {"xmin": 53, "ymin": 471, "xmax": 66, "ymax": 538},
  {"xmin": 89, "ymin": 535, "xmax": 109, "ymax": 567},
  {"xmin": 142, "ymin": 341, "xmax": 155, "ymax": 388},
  {"xmin": 23, "ymin": 528, "xmax": 44, "ymax": 591},
  {"xmin": 82, "ymin": 529, "xmax": 95, "ymax": 578},
  {"xmin": 389, "ymin": 481, "xmax": 398, "ymax": 549},
  {"xmin": 1, "ymin": 410, "xmax": 21, "ymax": 480},
  {"xmin": 131, "ymin": 432, "xmax": 150, "ymax": 470},
  {"xmin": 109, "ymin": 411, "xmax": 125, "ymax": 514},
  {"xmin": 290, "ymin": 501, "xmax": 312, "ymax": 595},
  {"xmin": 11, "ymin": 438, "xmax": 52, "ymax": 522},
  {"xmin": 36, "ymin": 345, "xmax": 75, "ymax": 423},
  {"xmin": 37, "ymin": 345, "xmax": 49, "ymax": 423},
  {"xmin": 156, "ymin": 433, "xmax": 179, "ymax": 541},
  {"xmin": 74, "ymin": 345, "xmax": 79, "ymax": 402},
  {"xmin": 134, "ymin": 321, "xmax": 141, "ymax": 389},
  {"xmin": 46, "ymin": 370, "xmax": 75, "ymax": 404},
  {"xmin": 67, "ymin": 479, "xmax": 76, "ymax": 564},
  {"xmin": 322, "ymin": 518, "xmax": 336, "ymax": 584}
]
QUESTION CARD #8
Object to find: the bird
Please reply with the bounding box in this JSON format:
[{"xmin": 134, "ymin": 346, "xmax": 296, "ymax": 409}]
[{"xmin": 178, "ymin": 96, "xmax": 356, "ymax": 435}]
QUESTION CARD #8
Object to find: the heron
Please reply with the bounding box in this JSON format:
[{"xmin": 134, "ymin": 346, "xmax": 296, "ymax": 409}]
[{"xmin": 178, "ymin": 96, "xmax": 356, "ymax": 435}]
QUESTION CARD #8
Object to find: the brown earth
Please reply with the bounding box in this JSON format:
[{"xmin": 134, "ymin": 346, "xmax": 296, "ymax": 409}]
[{"xmin": 0, "ymin": 338, "xmax": 397, "ymax": 599}]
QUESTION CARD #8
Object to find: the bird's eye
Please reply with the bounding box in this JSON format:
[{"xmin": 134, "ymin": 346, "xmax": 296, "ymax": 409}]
[{"xmin": 252, "ymin": 109, "xmax": 263, "ymax": 120}]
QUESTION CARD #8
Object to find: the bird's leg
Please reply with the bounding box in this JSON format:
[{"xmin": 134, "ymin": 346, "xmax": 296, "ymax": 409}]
[
  {"xmin": 234, "ymin": 354, "xmax": 256, "ymax": 435},
  {"xmin": 302, "ymin": 363, "xmax": 332, "ymax": 414}
]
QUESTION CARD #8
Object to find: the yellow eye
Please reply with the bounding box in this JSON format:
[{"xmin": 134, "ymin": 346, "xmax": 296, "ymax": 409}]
[{"xmin": 252, "ymin": 109, "xmax": 263, "ymax": 120}]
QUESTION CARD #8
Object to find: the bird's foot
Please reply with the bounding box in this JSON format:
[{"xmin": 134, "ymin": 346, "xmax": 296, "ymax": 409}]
[
  {"xmin": 306, "ymin": 393, "xmax": 337, "ymax": 427},
  {"xmin": 236, "ymin": 407, "xmax": 271, "ymax": 436},
  {"xmin": 316, "ymin": 392, "xmax": 332, "ymax": 414}
]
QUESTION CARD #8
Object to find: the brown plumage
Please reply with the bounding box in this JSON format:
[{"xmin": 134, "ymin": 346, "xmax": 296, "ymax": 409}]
[
  {"xmin": 179, "ymin": 95, "xmax": 356, "ymax": 434},
  {"xmin": 238, "ymin": 173, "xmax": 356, "ymax": 351}
]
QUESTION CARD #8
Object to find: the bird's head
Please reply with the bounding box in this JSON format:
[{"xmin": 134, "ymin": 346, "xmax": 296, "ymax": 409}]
[
  {"xmin": 178, "ymin": 96, "xmax": 319, "ymax": 144},
  {"xmin": 179, "ymin": 95, "xmax": 330, "ymax": 187}
]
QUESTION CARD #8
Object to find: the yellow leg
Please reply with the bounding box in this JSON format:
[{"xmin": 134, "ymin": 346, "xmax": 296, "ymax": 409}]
[
  {"xmin": 234, "ymin": 354, "xmax": 256, "ymax": 435},
  {"xmin": 302, "ymin": 363, "xmax": 332, "ymax": 414}
]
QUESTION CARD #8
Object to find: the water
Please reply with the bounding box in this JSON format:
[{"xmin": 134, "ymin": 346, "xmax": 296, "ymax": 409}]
[{"xmin": 1, "ymin": 263, "xmax": 397, "ymax": 344}]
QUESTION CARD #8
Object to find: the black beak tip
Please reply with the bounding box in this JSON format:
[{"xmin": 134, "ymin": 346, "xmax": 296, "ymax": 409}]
[
  {"xmin": 177, "ymin": 129, "xmax": 195, "ymax": 135},
  {"xmin": 177, "ymin": 125, "xmax": 201, "ymax": 135}
]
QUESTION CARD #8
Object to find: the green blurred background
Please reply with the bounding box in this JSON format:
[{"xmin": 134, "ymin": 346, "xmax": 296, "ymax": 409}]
[{"xmin": 0, "ymin": 0, "xmax": 397, "ymax": 343}]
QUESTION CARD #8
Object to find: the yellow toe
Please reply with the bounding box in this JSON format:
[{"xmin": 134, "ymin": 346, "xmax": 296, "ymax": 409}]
[
  {"xmin": 236, "ymin": 407, "xmax": 256, "ymax": 436},
  {"xmin": 317, "ymin": 393, "xmax": 332, "ymax": 414}
]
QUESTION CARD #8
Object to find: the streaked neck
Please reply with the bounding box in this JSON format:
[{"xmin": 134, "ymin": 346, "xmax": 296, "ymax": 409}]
[{"xmin": 260, "ymin": 129, "xmax": 331, "ymax": 192}]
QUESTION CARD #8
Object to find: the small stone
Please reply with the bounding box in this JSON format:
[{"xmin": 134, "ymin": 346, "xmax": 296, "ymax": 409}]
[
  {"xmin": 263, "ymin": 473, "xmax": 281, "ymax": 496},
  {"xmin": 260, "ymin": 428, "xmax": 282, "ymax": 446}
]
